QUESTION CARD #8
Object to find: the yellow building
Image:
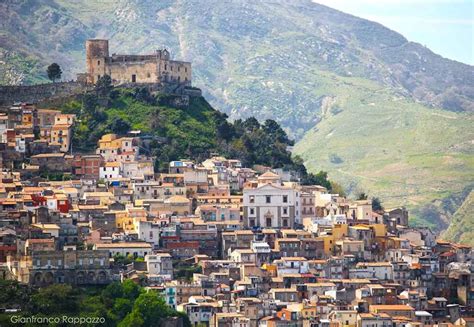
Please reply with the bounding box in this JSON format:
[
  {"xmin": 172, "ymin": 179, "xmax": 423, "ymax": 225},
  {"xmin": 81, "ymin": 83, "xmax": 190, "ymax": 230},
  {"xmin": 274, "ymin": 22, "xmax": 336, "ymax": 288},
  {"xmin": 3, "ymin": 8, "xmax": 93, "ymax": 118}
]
[
  {"xmin": 97, "ymin": 134, "xmax": 119, "ymax": 149},
  {"xmin": 54, "ymin": 114, "xmax": 75, "ymax": 125},
  {"xmin": 333, "ymin": 224, "xmax": 349, "ymax": 240},
  {"xmin": 83, "ymin": 192, "xmax": 115, "ymax": 206},
  {"xmin": 371, "ymin": 224, "xmax": 387, "ymax": 237},
  {"xmin": 138, "ymin": 196, "xmax": 191, "ymax": 216},
  {"xmin": 319, "ymin": 235, "xmax": 335, "ymax": 255},
  {"xmin": 51, "ymin": 124, "xmax": 72, "ymax": 152}
]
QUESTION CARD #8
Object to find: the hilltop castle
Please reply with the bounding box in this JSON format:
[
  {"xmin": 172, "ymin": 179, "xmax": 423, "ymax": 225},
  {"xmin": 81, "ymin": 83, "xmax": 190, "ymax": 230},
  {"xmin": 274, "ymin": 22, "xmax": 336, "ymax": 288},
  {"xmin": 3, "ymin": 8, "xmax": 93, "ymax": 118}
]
[{"xmin": 85, "ymin": 39, "xmax": 192, "ymax": 86}]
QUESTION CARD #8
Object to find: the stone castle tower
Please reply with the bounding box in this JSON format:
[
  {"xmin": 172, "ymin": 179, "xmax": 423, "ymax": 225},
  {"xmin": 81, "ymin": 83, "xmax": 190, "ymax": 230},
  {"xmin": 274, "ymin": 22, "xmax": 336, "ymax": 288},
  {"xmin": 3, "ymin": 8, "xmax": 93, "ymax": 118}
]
[
  {"xmin": 86, "ymin": 39, "xmax": 109, "ymax": 84},
  {"xmin": 85, "ymin": 39, "xmax": 192, "ymax": 86}
]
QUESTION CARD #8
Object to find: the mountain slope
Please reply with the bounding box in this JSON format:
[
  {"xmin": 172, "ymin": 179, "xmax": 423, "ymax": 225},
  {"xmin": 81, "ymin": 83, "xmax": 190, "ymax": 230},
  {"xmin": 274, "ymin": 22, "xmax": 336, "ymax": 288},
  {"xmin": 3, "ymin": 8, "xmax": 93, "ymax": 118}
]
[
  {"xmin": 1, "ymin": 0, "xmax": 473, "ymax": 237},
  {"xmin": 443, "ymin": 190, "xmax": 474, "ymax": 246},
  {"xmin": 292, "ymin": 73, "xmax": 474, "ymax": 228},
  {"xmin": 1, "ymin": 1, "xmax": 472, "ymax": 116}
]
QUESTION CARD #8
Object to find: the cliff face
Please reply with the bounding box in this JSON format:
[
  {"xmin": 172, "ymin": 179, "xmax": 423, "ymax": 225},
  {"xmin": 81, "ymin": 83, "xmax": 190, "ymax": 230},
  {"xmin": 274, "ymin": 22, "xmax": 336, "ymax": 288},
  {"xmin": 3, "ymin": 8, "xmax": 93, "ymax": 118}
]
[{"xmin": 1, "ymin": 0, "xmax": 473, "ymax": 237}]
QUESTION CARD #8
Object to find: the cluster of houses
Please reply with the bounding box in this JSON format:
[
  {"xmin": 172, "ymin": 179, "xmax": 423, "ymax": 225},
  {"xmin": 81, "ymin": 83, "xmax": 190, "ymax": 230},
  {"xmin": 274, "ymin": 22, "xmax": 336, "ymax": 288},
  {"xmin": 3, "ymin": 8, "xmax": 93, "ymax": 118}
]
[
  {"xmin": 0, "ymin": 103, "xmax": 75, "ymax": 167},
  {"xmin": 0, "ymin": 102, "xmax": 473, "ymax": 327}
]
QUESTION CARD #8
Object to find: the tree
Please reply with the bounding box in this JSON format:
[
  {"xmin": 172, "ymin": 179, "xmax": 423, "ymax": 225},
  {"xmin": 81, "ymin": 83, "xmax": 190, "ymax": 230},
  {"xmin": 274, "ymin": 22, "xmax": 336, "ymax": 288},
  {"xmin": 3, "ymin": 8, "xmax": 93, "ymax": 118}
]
[
  {"xmin": 303, "ymin": 171, "xmax": 332, "ymax": 190},
  {"xmin": 242, "ymin": 117, "xmax": 260, "ymax": 131},
  {"xmin": 0, "ymin": 280, "xmax": 32, "ymax": 309},
  {"xmin": 112, "ymin": 298, "xmax": 133, "ymax": 321},
  {"xmin": 356, "ymin": 192, "xmax": 368, "ymax": 200},
  {"xmin": 30, "ymin": 284, "xmax": 77, "ymax": 315},
  {"xmin": 132, "ymin": 292, "xmax": 172, "ymax": 326},
  {"xmin": 102, "ymin": 282, "xmax": 125, "ymax": 302},
  {"xmin": 83, "ymin": 93, "xmax": 98, "ymax": 116},
  {"xmin": 263, "ymin": 119, "xmax": 292, "ymax": 144},
  {"xmin": 47, "ymin": 63, "xmax": 62, "ymax": 82},
  {"xmin": 121, "ymin": 279, "xmax": 142, "ymax": 300},
  {"xmin": 217, "ymin": 120, "xmax": 235, "ymax": 141},
  {"xmin": 372, "ymin": 197, "xmax": 384, "ymax": 211},
  {"xmin": 330, "ymin": 182, "xmax": 346, "ymax": 197},
  {"xmin": 119, "ymin": 310, "xmax": 144, "ymax": 327},
  {"xmin": 96, "ymin": 74, "xmax": 113, "ymax": 97},
  {"xmin": 109, "ymin": 117, "xmax": 131, "ymax": 135},
  {"xmin": 133, "ymin": 87, "xmax": 155, "ymax": 104}
]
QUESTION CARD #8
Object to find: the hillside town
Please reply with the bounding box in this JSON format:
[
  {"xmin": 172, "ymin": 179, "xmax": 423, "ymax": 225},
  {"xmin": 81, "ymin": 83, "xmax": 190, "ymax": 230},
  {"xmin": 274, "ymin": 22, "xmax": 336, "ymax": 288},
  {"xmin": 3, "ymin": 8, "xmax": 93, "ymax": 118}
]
[{"xmin": 0, "ymin": 99, "xmax": 473, "ymax": 327}]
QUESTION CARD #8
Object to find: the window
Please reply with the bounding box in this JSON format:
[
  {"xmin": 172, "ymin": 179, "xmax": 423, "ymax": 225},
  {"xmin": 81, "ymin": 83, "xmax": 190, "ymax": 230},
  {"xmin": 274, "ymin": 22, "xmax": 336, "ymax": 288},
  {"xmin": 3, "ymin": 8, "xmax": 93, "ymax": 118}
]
[
  {"xmin": 249, "ymin": 196, "xmax": 255, "ymax": 203},
  {"xmin": 283, "ymin": 207, "xmax": 288, "ymax": 215},
  {"xmin": 97, "ymin": 60, "xmax": 100, "ymax": 65},
  {"xmin": 131, "ymin": 74, "xmax": 136, "ymax": 83},
  {"xmin": 250, "ymin": 208, "xmax": 255, "ymax": 215},
  {"xmin": 266, "ymin": 196, "xmax": 271, "ymax": 203},
  {"xmin": 283, "ymin": 195, "xmax": 288, "ymax": 203}
]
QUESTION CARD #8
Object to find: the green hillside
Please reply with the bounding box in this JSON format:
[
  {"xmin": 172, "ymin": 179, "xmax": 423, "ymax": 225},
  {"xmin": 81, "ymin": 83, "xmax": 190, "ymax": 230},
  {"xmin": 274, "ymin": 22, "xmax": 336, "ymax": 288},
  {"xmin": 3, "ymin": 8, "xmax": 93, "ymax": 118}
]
[
  {"xmin": 443, "ymin": 191, "xmax": 474, "ymax": 245},
  {"xmin": 293, "ymin": 72, "xmax": 474, "ymax": 229},
  {"xmin": 55, "ymin": 85, "xmax": 328, "ymax": 186}
]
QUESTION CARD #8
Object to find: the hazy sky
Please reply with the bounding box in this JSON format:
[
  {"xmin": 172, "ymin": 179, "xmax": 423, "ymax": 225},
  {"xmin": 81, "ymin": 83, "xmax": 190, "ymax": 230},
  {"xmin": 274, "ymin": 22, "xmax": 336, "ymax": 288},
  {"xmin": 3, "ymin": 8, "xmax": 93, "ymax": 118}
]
[{"xmin": 313, "ymin": 0, "xmax": 473, "ymax": 65}]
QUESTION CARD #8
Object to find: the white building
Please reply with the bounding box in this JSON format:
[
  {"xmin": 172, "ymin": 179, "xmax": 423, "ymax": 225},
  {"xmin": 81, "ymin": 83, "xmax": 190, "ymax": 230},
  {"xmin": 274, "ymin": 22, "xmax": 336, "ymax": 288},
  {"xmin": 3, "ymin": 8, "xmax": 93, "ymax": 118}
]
[
  {"xmin": 135, "ymin": 220, "xmax": 161, "ymax": 247},
  {"xmin": 357, "ymin": 313, "xmax": 392, "ymax": 327},
  {"xmin": 349, "ymin": 262, "xmax": 394, "ymax": 280},
  {"xmin": 15, "ymin": 135, "xmax": 26, "ymax": 153},
  {"xmin": 94, "ymin": 242, "xmax": 152, "ymax": 258},
  {"xmin": 121, "ymin": 160, "xmax": 154, "ymax": 179},
  {"xmin": 243, "ymin": 172, "xmax": 300, "ymax": 229},
  {"xmin": 100, "ymin": 162, "xmax": 121, "ymax": 180},
  {"xmin": 275, "ymin": 257, "xmax": 309, "ymax": 275},
  {"xmin": 145, "ymin": 253, "xmax": 173, "ymax": 280}
]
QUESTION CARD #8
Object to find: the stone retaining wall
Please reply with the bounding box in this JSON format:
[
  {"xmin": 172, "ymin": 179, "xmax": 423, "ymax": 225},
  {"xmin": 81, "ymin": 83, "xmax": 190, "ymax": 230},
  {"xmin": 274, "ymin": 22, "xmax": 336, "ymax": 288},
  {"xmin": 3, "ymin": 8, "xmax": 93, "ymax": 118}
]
[{"xmin": 0, "ymin": 82, "xmax": 89, "ymax": 106}]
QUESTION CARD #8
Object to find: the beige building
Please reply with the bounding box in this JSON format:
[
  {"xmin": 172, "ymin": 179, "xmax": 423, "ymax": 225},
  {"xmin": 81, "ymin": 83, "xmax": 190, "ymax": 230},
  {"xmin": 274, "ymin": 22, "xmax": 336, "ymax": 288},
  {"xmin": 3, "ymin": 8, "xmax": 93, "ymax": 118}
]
[
  {"xmin": 7, "ymin": 249, "xmax": 110, "ymax": 286},
  {"xmin": 85, "ymin": 39, "xmax": 192, "ymax": 85}
]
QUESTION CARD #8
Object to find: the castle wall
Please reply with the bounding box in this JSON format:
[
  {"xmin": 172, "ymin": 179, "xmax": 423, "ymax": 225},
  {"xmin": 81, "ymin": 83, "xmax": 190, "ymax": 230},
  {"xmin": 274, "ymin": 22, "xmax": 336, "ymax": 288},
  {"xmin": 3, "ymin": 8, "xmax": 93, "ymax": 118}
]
[
  {"xmin": 106, "ymin": 61, "xmax": 159, "ymax": 84},
  {"xmin": 160, "ymin": 60, "xmax": 192, "ymax": 84},
  {"xmin": 0, "ymin": 82, "xmax": 89, "ymax": 106}
]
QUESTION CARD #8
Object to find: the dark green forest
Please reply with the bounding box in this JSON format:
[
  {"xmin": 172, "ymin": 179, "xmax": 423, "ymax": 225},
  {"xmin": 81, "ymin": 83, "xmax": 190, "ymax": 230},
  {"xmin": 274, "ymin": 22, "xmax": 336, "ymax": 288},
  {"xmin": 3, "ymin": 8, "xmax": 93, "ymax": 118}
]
[{"xmin": 0, "ymin": 279, "xmax": 188, "ymax": 327}]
